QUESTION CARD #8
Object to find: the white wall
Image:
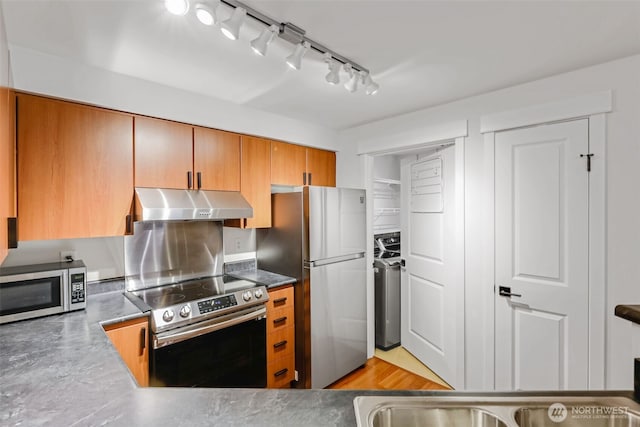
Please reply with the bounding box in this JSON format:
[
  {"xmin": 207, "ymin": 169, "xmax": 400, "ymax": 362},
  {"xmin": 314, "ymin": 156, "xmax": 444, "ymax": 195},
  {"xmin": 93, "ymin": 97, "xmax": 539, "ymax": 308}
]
[
  {"xmin": 337, "ymin": 54, "xmax": 640, "ymax": 390},
  {"xmin": 0, "ymin": 3, "xmax": 10, "ymax": 86}
]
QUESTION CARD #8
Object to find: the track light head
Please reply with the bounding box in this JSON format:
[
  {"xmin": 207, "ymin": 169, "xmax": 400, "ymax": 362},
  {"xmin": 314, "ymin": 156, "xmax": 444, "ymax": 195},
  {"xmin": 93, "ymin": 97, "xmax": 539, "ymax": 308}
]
[
  {"xmin": 165, "ymin": 0, "xmax": 189, "ymax": 16},
  {"xmin": 286, "ymin": 41, "xmax": 310, "ymax": 70},
  {"xmin": 324, "ymin": 53, "xmax": 341, "ymax": 85},
  {"xmin": 362, "ymin": 73, "xmax": 380, "ymax": 95},
  {"xmin": 251, "ymin": 24, "xmax": 279, "ymax": 57},
  {"xmin": 221, "ymin": 7, "xmax": 246, "ymax": 40},
  {"xmin": 194, "ymin": 2, "xmax": 219, "ymax": 26},
  {"xmin": 343, "ymin": 64, "xmax": 359, "ymax": 93}
]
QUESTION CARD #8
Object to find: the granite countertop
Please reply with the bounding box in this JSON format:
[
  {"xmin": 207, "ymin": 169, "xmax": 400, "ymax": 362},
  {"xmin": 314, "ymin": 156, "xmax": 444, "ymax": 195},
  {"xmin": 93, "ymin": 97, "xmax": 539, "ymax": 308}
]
[
  {"xmin": 615, "ymin": 305, "xmax": 640, "ymax": 325},
  {"xmin": 225, "ymin": 260, "xmax": 297, "ymax": 289},
  {"xmin": 1, "ymin": 285, "xmax": 637, "ymax": 426}
]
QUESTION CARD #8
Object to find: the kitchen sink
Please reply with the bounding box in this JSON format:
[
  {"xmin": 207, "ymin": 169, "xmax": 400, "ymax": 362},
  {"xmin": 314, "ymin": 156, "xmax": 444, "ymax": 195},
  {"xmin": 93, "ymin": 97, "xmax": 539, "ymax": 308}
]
[{"xmin": 354, "ymin": 395, "xmax": 640, "ymax": 427}]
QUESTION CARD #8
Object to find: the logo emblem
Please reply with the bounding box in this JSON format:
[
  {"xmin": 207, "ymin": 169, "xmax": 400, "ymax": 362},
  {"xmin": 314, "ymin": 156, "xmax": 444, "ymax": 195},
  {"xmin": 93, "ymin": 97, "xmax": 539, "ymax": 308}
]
[{"xmin": 548, "ymin": 403, "xmax": 568, "ymax": 423}]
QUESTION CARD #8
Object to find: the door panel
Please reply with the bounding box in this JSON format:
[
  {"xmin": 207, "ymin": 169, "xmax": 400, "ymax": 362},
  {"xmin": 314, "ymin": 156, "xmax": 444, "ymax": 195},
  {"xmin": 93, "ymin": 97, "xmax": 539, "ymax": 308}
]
[
  {"xmin": 494, "ymin": 119, "xmax": 589, "ymax": 390},
  {"xmin": 401, "ymin": 145, "xmax": 459, "ymax": 388},
  {"xmin": 193, "ymin": 127, "xmax": 240, "ymax": 191}
]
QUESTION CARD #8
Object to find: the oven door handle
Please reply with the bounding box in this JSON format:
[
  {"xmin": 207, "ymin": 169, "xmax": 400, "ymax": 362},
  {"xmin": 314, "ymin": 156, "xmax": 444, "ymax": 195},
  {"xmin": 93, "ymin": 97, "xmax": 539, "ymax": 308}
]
[{"xmin": 153, "ymin": 306, "xmax": 266, "ymax": 349}]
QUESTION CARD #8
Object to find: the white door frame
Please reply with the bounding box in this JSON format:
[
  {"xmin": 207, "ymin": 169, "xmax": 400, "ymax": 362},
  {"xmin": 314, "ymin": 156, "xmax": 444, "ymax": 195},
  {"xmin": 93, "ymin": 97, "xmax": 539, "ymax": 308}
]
[
  {"xmin": 481, "ymin": 91, "xmax": 611, "ymax": 390},
  {"xmin": 360, "ymin": 120, "xmax": 467, "ymax": 388}
]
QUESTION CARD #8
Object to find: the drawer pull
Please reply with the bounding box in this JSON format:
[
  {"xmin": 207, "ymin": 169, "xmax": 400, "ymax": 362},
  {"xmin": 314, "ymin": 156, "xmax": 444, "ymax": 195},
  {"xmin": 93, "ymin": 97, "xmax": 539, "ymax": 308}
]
[
  {"xmin": 273, "ymin": 340, "xmax": 288, "ymax": 349},
  {"xmin": 274, "ymin": 368, "xmax": 289, "ymax": 377},
  {"xmin": 273, "ymin": 297, "xmax": 287, "ymax": 305},
  {"xmin": 273, "ymin": 316, "xmax": 287, "ymax": 325}
]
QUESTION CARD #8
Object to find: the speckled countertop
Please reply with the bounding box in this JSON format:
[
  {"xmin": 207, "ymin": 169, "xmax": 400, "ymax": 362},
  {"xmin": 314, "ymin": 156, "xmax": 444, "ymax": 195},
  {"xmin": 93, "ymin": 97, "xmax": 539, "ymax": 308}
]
[
  {"xmin": 225, "ymin": 260, "xmax": 296, "ymax": 288},
  {"xmin": 1, "ymin": 282, "xmax": 637, "ymax": 427},
  {"xmin": 615, "ymin": 305, "xmax": 640, "ymax": 325}
]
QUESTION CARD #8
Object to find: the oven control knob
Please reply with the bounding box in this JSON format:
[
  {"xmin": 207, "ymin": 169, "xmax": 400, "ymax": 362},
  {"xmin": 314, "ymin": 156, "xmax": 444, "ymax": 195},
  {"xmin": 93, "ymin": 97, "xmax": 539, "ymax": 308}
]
[
  {"xmin": 242, "ymin": 290, "xmax": 252, "ymax": 302},
  {"xmin": 254, "ymin": 289, "xmax": 264, "ymax": 299},
  {"xmin": 179, "ymin": 305, "xmax": 191, "ymax": 318},
  {"xmin": 162, "ymin": 309, "xmax": 175, "ymax": 322}
]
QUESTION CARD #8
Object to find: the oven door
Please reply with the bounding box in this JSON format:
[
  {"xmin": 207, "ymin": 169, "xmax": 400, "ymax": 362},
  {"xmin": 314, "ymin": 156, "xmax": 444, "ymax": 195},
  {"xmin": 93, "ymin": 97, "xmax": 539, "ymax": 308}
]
[
  {"xmin": 150, "ymin": 305, "xmax": 267, "ymax": 388},
  {"xmin": 0, "ymin": 270, "xmax": 67, "ymax": 324}
]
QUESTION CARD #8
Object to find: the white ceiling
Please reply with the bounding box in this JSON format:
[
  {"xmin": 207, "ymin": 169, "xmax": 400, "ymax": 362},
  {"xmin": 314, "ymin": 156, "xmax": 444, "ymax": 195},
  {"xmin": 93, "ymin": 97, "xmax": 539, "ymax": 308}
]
[{"xmin": 2, "ymin": 0, "xmax": 640, "ymax": 130}]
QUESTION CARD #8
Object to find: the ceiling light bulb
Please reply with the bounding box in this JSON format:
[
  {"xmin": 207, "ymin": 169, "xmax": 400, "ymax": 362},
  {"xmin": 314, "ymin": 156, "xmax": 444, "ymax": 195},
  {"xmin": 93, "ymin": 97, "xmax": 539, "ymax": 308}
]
[
  {"xmin": 251, "ymin": 25, "xmax": 279, "ymax": 57},
  {"xmin": 165, "ymin": 0, "xmax": 190, "ymax": 16},
  {"xmin": 343, "ymin": 64, "xmax": 359, "ymax": 93},
  {"xmin": 220, "ymin": 7, "xmax": 246, "ymax": 40},
  {"xmin": 362, "ymin": 73, "xmax": 380, "ymax": 95},
  {"xmin": 195, "ymin": 2, "xmax": 218, "ymax": 26},
  {"xmin": 324, "ymin": 54, "xmax": 341, "ymax": 85},
  {"xmin": 285, "ymin": 41, "xmax": 310, "ymax": 71}
]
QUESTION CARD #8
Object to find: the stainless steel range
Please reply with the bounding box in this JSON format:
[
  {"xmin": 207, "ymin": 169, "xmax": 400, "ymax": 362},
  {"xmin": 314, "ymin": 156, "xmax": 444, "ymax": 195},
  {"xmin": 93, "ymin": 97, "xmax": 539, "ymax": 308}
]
[{"xmin": 123, "ymin": 199, "xmax": 269, "ymax": 388}]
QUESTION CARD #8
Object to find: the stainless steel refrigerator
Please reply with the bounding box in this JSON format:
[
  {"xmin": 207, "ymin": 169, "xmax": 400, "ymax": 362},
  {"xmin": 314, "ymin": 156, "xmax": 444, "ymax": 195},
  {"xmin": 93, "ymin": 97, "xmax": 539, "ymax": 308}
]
[{"xmin": 257, "ymin": 186, "xmax": 367, "ymax": 389}]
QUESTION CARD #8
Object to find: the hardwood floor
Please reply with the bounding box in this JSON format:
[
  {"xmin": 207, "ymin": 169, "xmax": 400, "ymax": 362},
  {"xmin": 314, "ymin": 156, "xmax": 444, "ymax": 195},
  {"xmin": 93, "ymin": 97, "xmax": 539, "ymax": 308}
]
[{"xmin": 327, "ymin": 357, "xmax": 451, "ymax": 390}]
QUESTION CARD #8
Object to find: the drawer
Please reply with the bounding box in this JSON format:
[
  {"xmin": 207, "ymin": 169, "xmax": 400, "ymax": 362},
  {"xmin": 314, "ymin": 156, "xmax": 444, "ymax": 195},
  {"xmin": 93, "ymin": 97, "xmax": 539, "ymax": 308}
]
[
  {"xmin": 268, "ymin": 308, "xmax": 294, "ymax": 331},
  {"xmin": 267, "ymin": 286, "xmax": 294, "ymax": 311},
  {"xmin": 267, "ymin": 325, "xmax": 294, "ymax": 358},
  {"xmin": 267, "ymin": 355, "xmax": 295, "ymax": 388}
]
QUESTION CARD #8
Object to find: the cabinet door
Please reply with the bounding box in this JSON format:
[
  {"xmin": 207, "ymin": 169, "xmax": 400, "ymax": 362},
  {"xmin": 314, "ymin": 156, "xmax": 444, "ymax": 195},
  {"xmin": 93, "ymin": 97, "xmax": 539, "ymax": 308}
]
[
  {"xmin": 134, "ymin": 116, "xmax": 193, "ymax": 189},
  {"xmin": 17, "ymin": 95, "xmax": 133, "ymax": 240},
  {"xmin": 238, "ymin": 136, "xmax": 271, "ymax": 228},
  {"xmin": 104, "ymin": 317, "xmax": 149, "ymax": 386},
  {"xmin": 193, "ymin": 127, "xmax": 240, "ymax": 191},
  {"xmin": 271, "ymin": 140, "xmax": 306, "ymax": 186},
  {"xmin": 0, "ymin": 88, "xmax": 15, "ymax": 262},
  {"xmin": 266, "ymin": 285, "xmax": 295, "ymax": 388},
  {"xmin": 306, "ymin": 148, "xmax": 336, "ymax": 187}
]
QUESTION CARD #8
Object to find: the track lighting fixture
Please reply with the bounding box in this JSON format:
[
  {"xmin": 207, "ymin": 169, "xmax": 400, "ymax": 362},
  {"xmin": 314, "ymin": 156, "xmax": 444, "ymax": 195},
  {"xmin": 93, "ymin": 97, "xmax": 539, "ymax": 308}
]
[
  {"xmin": 362, "ymin": 72, "xmax": 380, "ymax": 96},
  {"xmin": 286, "ymin": 41, "xmax": 310, "ymax": 71},
  {"xmin": 165, "ymin": 0, "xmax": 189, "ymax": 16},
  {"xmin": 164, "ymin": 0, "xmax": 379, "ymax": 95},
  {"xmin": 324, "ymin": 54, "xmax": 341, "ymax": 85},
  {"xmin": 220, "ymin": 6, "xmax": 246, "ymax": 40},
  {"xmin": 251, "ymin": 24, "xmax": 278, "ymax": 57},
  {"xmin": 194, "ymin": 2, "xmax": 219, "ymax": 26},
  {"xmin": 343, "ymin": 64, "xmax": 359, "ymax": 93}
]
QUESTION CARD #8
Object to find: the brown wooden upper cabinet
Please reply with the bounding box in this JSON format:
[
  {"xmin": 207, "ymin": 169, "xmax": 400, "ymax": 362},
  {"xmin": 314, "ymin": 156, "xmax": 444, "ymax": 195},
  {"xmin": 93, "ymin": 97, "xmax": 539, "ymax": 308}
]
[
  {"xmin": 17, "ymin": 94, "xmax": 134, "ymax": 241},
  {"xmin": 0, "ymin": 87, "xmax": 15, "ymax": 262},
  {"xmin": 227, "ymin": 136, "xmax": 271, "ymax": 229},
  {"xmin": 134, "ymin": 117, "xmax": 240, "ymax": 191},
  {"xmin": 270, "ymin": 141, "xmax": 336, "ymax": 187}
]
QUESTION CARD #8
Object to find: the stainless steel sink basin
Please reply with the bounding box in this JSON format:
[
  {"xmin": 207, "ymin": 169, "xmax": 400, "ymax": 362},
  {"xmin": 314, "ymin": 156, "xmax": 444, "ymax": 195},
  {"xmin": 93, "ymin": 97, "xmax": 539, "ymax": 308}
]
[{"xmin": 354, "ymin": 395, "xmax": 640, "ymax": 427}]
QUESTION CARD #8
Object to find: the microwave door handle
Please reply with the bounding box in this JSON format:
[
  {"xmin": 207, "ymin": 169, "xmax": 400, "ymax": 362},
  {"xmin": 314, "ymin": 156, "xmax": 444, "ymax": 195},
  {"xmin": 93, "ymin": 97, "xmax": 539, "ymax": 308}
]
[{"xmin": 153, "ymin": 306, "xmax": 266, "ymax": 348}]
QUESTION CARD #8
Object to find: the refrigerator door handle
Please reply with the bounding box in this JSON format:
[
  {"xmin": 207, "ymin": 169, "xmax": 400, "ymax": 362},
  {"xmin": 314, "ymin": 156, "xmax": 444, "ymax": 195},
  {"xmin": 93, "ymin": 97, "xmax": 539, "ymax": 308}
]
[{"xmin": 305, "ymin": 252, "xmax": 365, "ymax": 268}]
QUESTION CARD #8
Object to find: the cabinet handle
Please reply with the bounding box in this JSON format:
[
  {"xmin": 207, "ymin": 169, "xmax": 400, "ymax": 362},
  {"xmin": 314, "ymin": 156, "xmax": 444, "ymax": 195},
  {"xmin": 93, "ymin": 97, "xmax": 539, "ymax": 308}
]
[
  {"xmin": 303, "ymin": 172, "xmax": 307, "ymax": 185},
  {"xmin": 273, "ymin": 297, "xmax": 287, "ymax": 305},
  {"xmin": 7, "ymin": 217, "xmax": 17, "ymax": 249},
  {"xmin": 274, "ymin": 368, "xmax": 289, "ymax": 377},
  {"xmin": 197, "ymin": 172, "xmax": 202, "ymax": 190},
  {"xmin": 308, "ymin": 173, "xmax": 312, "ymax": 185},
  {"xmin": 273, "ymin": 316, "xmax": 287, "ymax": 325},
  {"xmin": 140, "ymin": 327, "xmax": 146, "ymax": 355},
  {"xmin": 187, "ymin": 171, "xmax": 193, "ymax": 189},
  {"xmin": 125, "ymin": 214, "xmax": 132, "ymax": 235},
  {"xmin": 273, "ymin": 340, "xmax": 288, "ymax": 349}
]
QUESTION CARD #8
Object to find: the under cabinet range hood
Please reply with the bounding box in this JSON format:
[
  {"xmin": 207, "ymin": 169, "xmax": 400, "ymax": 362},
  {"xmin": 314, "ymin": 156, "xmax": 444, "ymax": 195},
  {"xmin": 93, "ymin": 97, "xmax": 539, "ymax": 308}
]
[{"xmin": 134, "ymin": 188, "xmax": 253, "ymax": 221}]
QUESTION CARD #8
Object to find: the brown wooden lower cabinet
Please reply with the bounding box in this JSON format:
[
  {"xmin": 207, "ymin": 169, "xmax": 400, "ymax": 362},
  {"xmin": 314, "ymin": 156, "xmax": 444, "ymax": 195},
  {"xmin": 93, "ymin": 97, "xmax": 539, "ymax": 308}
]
[
  {"xmin": 266, "ymin": 285, "xmax": 295, "ymax": 388},
  {"xmin": 103, "ymin": 316, "xmax": 149, "ymax": 387}
]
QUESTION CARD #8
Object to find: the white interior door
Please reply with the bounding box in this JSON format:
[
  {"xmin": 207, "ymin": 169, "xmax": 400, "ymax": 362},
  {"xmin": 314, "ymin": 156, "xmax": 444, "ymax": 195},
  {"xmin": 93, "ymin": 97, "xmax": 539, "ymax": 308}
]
[
  {"xmin": 494, "ymin": 119, "xmax": 589, "ymax": 390},
  {"xmin": 400, "ymin": 144, "xmax": 461, "ymax": 388}
]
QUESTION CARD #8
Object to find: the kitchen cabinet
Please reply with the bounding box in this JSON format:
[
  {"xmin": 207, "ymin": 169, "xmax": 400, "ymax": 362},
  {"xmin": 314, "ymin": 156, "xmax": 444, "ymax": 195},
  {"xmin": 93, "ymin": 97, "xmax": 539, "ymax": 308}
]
[
  {"xmin": 271, "ymin": 141, "xmax": 336, "ymax": 187},
  {"xmin": 134, "ymin": 116, "xmax": 193, "ymax": 189},
  {"xmin": 227, "ymin": 136, "xmax": 271, "ymax": 228},
  {"xmin": 193, "ymin": 127, "xmax": 240, "ymax": 191},
  {"xmin": 135, "ymin": 117, "xmax": 241, "ymax": 191},
  {"xmin": 17, "ymin": 94, "xmax": 133, "ymax": 241},
  {"xmin": 0, "ymin": 88, "xmax": 15, "ymax": 263},
  {"xmin": 266, "ymin": 285, "xmax": 295, "ymax": 388},
  {"xmin": 104, "ymin": 316, "xmax": 149, "ymax": 387}
]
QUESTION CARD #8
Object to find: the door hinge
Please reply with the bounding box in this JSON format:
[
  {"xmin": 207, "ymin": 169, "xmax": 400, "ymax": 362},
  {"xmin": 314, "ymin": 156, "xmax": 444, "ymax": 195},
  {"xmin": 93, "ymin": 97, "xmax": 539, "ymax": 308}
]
[{"xmin": 580, "ymin": 153, "xmax": 594, "ymax": 172}]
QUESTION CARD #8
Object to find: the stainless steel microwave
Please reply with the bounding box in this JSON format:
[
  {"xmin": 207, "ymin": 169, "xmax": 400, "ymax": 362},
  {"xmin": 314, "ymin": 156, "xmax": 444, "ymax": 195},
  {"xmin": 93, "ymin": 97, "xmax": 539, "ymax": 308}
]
[{"xmin": 0, "ymin": 260, "xmax": 87, "ymax": 324}]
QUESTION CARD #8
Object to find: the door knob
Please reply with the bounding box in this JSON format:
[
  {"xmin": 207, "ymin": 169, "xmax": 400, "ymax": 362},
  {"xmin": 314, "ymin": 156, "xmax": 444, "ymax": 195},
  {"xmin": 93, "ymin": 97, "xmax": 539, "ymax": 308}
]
[{"xmin": 499, "ymin": 286, "xmax": 522, "ymax": 298}]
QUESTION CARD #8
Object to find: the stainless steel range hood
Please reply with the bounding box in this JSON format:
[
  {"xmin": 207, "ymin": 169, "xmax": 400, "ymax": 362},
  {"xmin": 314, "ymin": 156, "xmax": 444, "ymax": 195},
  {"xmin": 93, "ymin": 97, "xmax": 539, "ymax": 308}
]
[{"xmin": 134, "ymin": 188, "xmax": 253, "ymax": 221}]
